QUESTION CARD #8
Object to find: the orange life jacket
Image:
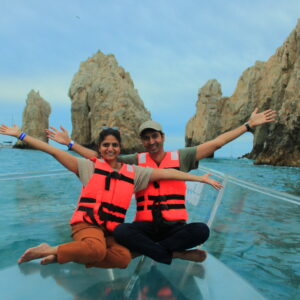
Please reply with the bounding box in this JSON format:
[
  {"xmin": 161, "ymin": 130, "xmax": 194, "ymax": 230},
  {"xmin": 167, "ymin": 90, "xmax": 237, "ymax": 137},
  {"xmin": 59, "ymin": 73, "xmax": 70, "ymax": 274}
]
[
  {"xmin": 135, "ymin": 151, "xmax": 188, "ymax": 222},
  {"xmin": 70, "ymin": 158, "xmax": 135, "ymax": 232}
]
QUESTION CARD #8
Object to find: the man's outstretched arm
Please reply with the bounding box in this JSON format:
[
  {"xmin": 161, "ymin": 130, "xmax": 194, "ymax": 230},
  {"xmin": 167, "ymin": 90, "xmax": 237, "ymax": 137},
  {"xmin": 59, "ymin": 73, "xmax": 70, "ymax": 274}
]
[
  {"xmin": 45, "ymin": 126, "xmax": 98, "ymax": 159},
  {"xmin": 195, "ymin": 108, "xmax": 276, "ymax": 161}
]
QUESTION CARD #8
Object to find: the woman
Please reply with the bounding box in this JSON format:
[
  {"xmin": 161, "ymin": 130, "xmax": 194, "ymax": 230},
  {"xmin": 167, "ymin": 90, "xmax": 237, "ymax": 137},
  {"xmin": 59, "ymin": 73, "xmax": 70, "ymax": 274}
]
[{"xmin": 0, "ymin": 124, "xmax": 222, "ymax": 268}]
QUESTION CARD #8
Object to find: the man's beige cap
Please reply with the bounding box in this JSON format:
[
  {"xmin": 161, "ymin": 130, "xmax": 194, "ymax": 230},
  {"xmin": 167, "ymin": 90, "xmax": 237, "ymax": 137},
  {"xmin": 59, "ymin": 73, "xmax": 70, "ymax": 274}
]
[{"xmin": 138, "ymin": 120, "xmax": 163, "ymax": 135}]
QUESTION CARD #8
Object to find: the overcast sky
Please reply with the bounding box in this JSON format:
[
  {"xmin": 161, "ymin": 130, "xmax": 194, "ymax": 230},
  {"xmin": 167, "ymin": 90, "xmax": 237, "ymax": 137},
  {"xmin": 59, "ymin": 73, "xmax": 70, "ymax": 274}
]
[{"xmin": 0, "ymin": 0, "xmax": 299, "ymax": 156}]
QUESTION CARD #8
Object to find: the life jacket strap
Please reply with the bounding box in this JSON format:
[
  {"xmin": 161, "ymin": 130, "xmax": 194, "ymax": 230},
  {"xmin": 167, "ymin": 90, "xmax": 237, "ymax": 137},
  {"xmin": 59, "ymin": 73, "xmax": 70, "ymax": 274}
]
[
  {"xmin": 136, "ymin": 194, "xmax": 185, "ymax": 203},
  {"xmin": 79, "ymin": 197, "xmax": 96, "ymax": 203},
  {"xmin": 98, "ymin": 210, "xmax": 125, "ymax": 223},
  {"xmin": 94, "ymin": 168, "xmax": 134, "ymax": 190},
  {"xmin": 77, "ymin": 202, "xmax": 127, "ymax": 227},
  {"xmin": 77, "ymin": 206, "xmax": 99, "ymax": 226},
  {"xmin": 136, "ymin": 203, "xmax": 186, "ymax": 211},
  {"xmin": 100, "ymin": 202, "xmax": 127, "ymax": 215}
]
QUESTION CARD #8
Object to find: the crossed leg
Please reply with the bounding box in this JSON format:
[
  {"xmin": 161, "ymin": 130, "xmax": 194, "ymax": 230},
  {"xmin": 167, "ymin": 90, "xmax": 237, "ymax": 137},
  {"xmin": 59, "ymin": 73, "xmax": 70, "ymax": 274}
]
[
  {"xmin": 114, "ymin": 221, "xmax": 209, "ymax": 265},
  {"xmin": 18, "ymin": 222, "xmax": 131, "ymax": 268}
]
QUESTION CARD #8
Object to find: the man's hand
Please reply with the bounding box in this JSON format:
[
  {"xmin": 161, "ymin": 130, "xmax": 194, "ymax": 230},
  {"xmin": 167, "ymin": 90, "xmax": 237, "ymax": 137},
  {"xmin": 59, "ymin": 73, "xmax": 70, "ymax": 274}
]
[
  {"xmin": 45, "ymin": 126, "xmax": 71, "ymax": 145},
  {"xmin": 201, "ymin": 173, "xmax": 223, "ymax": 191},
  {"xmin": 248, "ymin": 108, "xmax": 276, "ymax": 128},
  {"xmin": 0, "ymin": 124, "xmax": 21, "ymax": 137}
]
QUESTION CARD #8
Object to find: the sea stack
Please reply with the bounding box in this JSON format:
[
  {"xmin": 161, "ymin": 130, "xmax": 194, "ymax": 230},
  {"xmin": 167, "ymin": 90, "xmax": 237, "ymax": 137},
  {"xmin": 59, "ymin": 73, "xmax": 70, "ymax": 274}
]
[
  {"xmin": 186, "ymin": 20, "xmax": 300, "ymax": 167},
  {"xmin": 185, "ymin": 79, "xmax": 223, "ymax": 153},
  {"xmin": 15, "ymin": 90, "xmax": 51, "ymax": 148},
  {"xmin": 69, "ymin": 51, "xmax": 151, "ymax": 153}
]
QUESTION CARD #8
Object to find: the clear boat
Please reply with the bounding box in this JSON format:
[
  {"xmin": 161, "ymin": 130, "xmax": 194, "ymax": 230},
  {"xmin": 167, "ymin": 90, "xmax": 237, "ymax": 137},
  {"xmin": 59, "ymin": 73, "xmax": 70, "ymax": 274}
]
[{"xmin": 0, "ymin": 165, "xmax": 299, "ymax": 299}]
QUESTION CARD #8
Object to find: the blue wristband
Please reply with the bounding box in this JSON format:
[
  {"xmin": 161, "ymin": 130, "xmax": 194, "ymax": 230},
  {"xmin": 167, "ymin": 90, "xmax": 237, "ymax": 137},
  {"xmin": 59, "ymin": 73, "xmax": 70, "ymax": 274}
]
[
  {"xmin": 68, "ymin": 140, "xmax": 74, "ymax": 150},
  {"xmin": 18, "ymin": 132, "xmax": 26, "ymax": 140}
]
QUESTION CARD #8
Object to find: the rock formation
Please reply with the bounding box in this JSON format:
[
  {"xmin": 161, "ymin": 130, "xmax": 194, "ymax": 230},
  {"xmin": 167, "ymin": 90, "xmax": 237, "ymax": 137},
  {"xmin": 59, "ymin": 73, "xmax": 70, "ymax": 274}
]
[
  {"xmin": 185, "ymin": 80, "xmax": 224, "ymax": 155},
  {"xmin": 186, "ymin": 20, "xmax": 300, "ymax": 167},
  {"xmin": 15, "ymin": 90, "xmax": 51, "ymax": 148},
  {"xmin": 69, "ymin": 51, "xmax": 151, "ymax": 153}
]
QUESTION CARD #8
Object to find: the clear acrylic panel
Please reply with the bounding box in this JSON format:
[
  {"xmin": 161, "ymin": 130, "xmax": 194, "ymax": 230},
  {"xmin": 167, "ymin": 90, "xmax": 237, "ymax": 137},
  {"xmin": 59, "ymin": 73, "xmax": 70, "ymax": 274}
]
[
  {"xmin": 1, "ymin": 163, "xmax": 298, "ymax": 299},
  {"xmin": 194, "ymin": 166, "xmax": 300, "ymax": 300}
]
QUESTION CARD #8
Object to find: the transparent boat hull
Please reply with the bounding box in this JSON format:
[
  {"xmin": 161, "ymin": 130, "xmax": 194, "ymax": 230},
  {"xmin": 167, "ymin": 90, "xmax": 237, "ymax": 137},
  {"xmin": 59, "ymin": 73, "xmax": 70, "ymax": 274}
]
[{"xmin": 1, "ymin": 161, "xmax": 299, "ymax": 299}]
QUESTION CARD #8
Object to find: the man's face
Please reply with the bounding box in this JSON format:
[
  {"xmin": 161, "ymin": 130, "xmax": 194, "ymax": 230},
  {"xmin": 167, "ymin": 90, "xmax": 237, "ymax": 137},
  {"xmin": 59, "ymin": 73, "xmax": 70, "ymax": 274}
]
[{"xmin": 140, "ymin": 130, "xmax": 165, "ymax": 154}]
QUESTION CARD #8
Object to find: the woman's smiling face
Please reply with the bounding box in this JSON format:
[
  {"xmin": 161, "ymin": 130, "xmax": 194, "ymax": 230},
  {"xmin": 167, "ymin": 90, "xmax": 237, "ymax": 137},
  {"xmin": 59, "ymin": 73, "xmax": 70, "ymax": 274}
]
[{"xmin": 98, "ymin": 134, "xmax": 121, "ymax": 162}]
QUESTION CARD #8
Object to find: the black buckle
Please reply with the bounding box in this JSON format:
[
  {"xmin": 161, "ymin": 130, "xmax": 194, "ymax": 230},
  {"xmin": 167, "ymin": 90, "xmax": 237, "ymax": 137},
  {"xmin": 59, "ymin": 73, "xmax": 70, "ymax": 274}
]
[
  {"xmin": 160, "ymin": 204, "xmax": 169, "ymax": 210},
  {"xmin": 159, "ymin": 195, "xmax": 167, "ymax": 202}
]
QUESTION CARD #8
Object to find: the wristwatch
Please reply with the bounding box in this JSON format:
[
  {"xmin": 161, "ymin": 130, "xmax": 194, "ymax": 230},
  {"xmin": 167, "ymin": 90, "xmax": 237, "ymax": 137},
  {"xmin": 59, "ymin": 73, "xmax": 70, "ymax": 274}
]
[{"xmin": 244, "ymin": 122, "xmax": 253, "ymax": 132}]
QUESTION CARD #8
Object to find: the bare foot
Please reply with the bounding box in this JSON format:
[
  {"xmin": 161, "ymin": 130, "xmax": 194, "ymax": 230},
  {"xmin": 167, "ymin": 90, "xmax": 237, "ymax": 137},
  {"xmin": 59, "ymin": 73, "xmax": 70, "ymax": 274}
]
[
  {"xmin": 18, "ymin": 243, "xmax": 56, "ymax": 264},
  {"xmin": 173, "ymin": 249, "xmax": 207, "ymax": 263},
  {"xmin": 40, "ymin": 254, "xmax": 57, "ymax": 265}
]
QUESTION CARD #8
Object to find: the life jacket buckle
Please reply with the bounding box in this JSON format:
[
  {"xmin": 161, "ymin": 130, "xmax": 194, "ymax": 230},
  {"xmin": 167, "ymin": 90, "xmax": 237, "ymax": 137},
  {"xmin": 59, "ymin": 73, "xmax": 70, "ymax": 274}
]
[
  {"xmin": 159, "ymin": 195, "xmax": 167, "ymax": 202},
  {"xmin": 160, "ymin": 204, "xmax": 169, "ymax": 210},
  {"xmin": 111, "ymin": 171, "xmax": 121, "ymax": 179}
]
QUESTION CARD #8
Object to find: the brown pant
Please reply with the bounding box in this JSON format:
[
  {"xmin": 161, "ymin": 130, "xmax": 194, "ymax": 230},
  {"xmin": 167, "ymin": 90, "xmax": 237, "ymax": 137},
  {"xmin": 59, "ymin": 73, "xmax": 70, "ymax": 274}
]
[{"xmin": 57, "ymin": 222, "xmax": 131, "ymax": 268}]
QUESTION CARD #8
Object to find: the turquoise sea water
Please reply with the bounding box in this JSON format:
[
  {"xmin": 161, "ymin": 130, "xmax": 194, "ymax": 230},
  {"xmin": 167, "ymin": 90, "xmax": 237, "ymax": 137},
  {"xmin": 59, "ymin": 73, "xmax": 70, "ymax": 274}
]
[
  {"xmin": 200, "ymin": 157, "xmax": 300, "ymax": 196},
  {"xmin": 0, "ymin": 148, "xmax": 299, "ymax": 299}
]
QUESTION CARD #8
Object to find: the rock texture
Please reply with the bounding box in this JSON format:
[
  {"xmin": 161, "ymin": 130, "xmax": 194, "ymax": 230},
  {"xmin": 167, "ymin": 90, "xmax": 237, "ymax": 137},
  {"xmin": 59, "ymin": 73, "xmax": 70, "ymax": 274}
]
[
  {"xmin": 69, "ymin": 51, "xmax": 151, "ymax": 153},
  {"xmin": 186, "ymin": 20, "xmax": 300, "ymax": 167},
  {"xmin": 15, "ymin": 90, "xmax": 51, "ymax": 148},
  {"xmin": 185, "ymin": 80, "xmax": 224, "ymax": 154}
]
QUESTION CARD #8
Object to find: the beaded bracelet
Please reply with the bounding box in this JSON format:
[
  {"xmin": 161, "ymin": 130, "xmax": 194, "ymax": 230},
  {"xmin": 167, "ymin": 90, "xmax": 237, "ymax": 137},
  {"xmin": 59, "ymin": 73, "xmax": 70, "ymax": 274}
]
[
  {"xmin": 18, "ymin": 132, "xmax": 27, "ymax": 140},
  {"xmin": 68, "ymin": 140, "xmax": 75, "ymax": 150}
]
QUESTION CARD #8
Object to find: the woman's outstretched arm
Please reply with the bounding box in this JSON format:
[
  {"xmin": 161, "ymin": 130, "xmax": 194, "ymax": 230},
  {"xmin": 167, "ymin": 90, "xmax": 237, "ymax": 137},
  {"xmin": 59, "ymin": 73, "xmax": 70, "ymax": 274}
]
[
  {"xmin": 45, "ymin": 126, "xmax": 97, "ymax": 159},
  {"xmin": 0, "ymin": 124, "xmax": 79, "ymax": 174},
  {"xmin": 150, "ymin": 168, "xmax": 223, "ymax": 191}
]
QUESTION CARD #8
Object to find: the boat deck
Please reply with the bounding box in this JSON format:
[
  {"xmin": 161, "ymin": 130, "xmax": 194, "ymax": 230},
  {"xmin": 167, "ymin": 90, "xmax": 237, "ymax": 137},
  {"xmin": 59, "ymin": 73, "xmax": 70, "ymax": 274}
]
[{"xmin": 0, "ymin": 253, "xmax": 265, "ymax": 300}]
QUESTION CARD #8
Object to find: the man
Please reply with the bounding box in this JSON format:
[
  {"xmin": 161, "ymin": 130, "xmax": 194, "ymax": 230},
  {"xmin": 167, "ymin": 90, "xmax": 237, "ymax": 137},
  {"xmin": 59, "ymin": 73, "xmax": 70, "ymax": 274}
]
[{"xmin": 46, "ymin": 108, "xmax": 276, "ymax": 264}]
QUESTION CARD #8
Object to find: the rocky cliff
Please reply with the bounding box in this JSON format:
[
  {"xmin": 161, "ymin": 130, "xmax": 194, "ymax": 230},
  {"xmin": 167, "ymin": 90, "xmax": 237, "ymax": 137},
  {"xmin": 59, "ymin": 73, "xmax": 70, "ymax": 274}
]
[
  {"xmin": 15, "ymin": 90, "xmax": 51, "ymax": 148},
  {"xmin": 186, "ymin": 20, "xmax": 300, "ymax": 167},
  {"xmin": 69, "ymin": 51, "xmax": 151, "ymax": 153}
]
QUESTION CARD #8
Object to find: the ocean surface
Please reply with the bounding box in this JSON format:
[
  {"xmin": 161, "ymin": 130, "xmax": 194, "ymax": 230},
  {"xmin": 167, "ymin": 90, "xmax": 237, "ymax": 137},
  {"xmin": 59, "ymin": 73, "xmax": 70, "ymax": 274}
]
[{"xmin": 0, "ymin": 148, "xmax": 299, "ymax": 299}]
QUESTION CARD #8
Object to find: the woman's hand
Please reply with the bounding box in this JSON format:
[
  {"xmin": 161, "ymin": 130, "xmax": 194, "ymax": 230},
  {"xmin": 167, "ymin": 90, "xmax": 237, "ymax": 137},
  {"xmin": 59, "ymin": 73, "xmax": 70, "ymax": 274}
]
[
  {"xmin": 0, "ymin": 124, "xmax": 21, "ymax": 137},
  {"xmin": 248, "ymin": 108, "xmax": 276, "ymax": 128},
  {"xmin": 200, "ymin": 173, "xmax": 223, "ymax": 191},
  {"xmin": 44, "ymin": 126, "xmax": 71, "ymax": 145}
]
